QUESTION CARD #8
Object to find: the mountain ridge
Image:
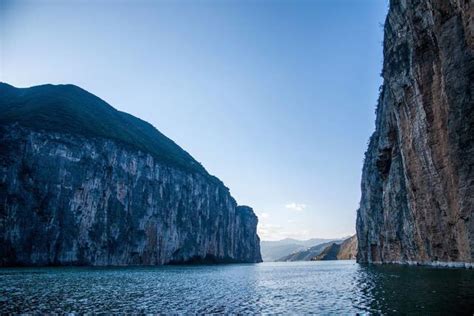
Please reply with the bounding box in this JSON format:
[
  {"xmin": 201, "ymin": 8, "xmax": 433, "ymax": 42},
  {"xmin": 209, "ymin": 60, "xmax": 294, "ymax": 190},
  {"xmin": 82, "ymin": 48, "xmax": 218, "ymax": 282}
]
[
  {"xmin": 260, "ymin": 238, "xmax": 343, "ymax": 262},
  {"xmin": 0, "ymin": 82, "xmax": 211, "ymax": 177}
]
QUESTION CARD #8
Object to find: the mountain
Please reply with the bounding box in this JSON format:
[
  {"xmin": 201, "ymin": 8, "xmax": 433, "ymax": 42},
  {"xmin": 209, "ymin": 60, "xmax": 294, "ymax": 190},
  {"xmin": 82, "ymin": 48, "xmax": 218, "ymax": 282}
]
[
  {"xmin": 260, "ymin": 238, "xmax": 338, "ymax": 262},
  {"xmin": 276, "ymin": 240, "xmax": 343, "ymax": 262},
  {"xmin": 0, "ymin": 83, "xmax": 262, "ymax": 266},
  {"xmin": 357, "ymin": 0, "xmax": 473, "ymax": 266},
  {"xmin": 312, "ymin": 235, "xmax": 357, "ymax": 261},
  {"xmin": 336, "ymin": 235, "xmax": 357, "ymax": 260},
  {"xmin": 0, "ymin": 83, "xmax": 206, "ymax": 175},
  {"xmin": 313, "ymin": 244, "xmax": 340, "ymax": 261}
]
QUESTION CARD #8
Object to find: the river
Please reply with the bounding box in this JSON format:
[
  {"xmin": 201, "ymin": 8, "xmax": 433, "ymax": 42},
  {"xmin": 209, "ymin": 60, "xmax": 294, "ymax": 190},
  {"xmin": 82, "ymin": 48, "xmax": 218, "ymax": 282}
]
[{"xmin": 1, "ymin": 261, "xmax": 473, "ymax": 314}]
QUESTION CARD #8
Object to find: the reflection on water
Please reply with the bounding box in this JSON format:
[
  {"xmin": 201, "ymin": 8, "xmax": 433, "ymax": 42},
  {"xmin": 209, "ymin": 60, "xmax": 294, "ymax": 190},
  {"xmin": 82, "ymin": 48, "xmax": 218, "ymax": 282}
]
[
  {"xmin": 355, "ymin": 263, "xmax": 474, "ymax": 314},
  {"xmin": 1, "ymin": 261, "xmax": 473, "ymax": 314}
]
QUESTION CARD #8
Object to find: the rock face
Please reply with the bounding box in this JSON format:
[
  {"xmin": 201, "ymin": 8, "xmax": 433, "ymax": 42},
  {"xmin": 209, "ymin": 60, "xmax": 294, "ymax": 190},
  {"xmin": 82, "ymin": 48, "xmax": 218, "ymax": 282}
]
[
  {"xmin": 0, "ymin": 83, "xmax": 262, "ymax": 266},
  {"xmin": 312, "ymin": 235, "xmax": 357, "ymax": 261},
  {"xmin": 357, "ymin": 0, "xmax": 473, "ymax": 265}
]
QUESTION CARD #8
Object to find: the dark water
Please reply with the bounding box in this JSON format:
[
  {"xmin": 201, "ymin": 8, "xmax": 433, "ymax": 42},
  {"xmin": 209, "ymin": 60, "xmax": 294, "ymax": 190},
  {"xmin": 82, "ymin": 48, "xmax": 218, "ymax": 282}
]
[{"xmin": 1, "ymin": 261, "xmax": 473, "ymax": 314}]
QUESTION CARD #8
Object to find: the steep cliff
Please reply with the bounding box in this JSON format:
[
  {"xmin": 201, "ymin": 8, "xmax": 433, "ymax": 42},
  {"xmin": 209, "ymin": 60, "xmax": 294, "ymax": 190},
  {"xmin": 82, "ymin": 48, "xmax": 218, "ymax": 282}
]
[
  {"xmin": 0, "ymin": 83, "xmax": 262, "ymax": 266},
  {"xmin": 357, "ymin": 0, "xmax": 473, "ymax": 266}
]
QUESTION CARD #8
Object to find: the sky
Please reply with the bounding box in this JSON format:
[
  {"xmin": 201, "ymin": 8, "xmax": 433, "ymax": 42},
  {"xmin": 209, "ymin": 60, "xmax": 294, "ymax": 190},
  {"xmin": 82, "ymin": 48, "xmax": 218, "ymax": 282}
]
[{"xmin": 0, "ymin": 0, "xmax": 389, "ymax": 241}]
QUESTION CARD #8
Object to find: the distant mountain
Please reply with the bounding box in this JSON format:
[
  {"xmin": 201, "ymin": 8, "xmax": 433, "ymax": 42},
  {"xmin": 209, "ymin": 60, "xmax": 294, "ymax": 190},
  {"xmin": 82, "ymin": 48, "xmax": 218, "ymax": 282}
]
[
  {"xmin": 260, "ymin": 238, "xmax": 338, "ymax": 262},
  {"xmin": 276, "ymin": 240, "xmax": 343, "ymax": 262},
  {"xmin": 336, "ymin": 235, "xmax": 357, "ymax": 260},
  {"xmin": 312, "ymin": 243, "xmax": 341, "ymax": 261},
  {"xmin": 313, "ymin": 235, "xmax": 357, "ymax": 261}
]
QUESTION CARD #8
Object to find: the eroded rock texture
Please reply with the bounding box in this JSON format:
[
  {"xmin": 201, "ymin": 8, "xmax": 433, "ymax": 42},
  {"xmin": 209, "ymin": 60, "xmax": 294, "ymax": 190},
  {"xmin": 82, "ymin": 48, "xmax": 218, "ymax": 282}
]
[
  {"xmin": 357, "ymin": 0, "xmax": 473, "ymax": 265},
  {"xmin": 0, "ymin": 84, "xmax": 261, "ymax": 266}
]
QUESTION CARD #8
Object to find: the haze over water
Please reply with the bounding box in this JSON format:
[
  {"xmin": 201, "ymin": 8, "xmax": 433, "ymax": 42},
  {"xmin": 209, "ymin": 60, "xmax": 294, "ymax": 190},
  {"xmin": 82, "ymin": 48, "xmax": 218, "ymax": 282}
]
[{"xmin": 1, "ymin": 261, "xmax": 474, "ymax": 314}]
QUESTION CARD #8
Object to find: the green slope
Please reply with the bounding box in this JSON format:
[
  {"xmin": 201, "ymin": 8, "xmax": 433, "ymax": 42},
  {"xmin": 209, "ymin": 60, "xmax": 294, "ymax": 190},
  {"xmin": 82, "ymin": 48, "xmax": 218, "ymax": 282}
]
[{"xmin": 0, "ymin": 82, "xmax": 207, "ymax": 175}]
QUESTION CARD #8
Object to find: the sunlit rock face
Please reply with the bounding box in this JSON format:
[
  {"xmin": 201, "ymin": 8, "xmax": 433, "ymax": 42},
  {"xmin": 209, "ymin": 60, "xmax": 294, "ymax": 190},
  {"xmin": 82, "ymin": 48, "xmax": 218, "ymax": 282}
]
[
  {"xmin": 357, "ymin": 0, "xmax": 473, "ymax": 265},
  {"xmin": 0, "ymin": 84, "xmax": 261, "ymax": 266}
]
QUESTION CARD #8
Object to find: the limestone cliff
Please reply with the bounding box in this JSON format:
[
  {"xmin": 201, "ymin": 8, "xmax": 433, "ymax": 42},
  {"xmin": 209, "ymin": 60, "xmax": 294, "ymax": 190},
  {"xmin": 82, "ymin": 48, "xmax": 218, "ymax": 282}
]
[
  {"xmin": 357, "ymin": 0, "xmax": 473, "ymax": 266},
  {"xmin": 0, "ymin": 83, "xmax": 262, "ymax": 266}
]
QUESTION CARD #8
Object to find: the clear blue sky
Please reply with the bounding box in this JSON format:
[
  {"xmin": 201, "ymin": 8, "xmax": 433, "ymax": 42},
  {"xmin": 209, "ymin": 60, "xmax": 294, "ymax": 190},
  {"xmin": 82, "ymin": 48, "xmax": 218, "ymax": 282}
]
[{"xmin": 1, "ymin": 0, "xmax": 388, "ymax": 240}]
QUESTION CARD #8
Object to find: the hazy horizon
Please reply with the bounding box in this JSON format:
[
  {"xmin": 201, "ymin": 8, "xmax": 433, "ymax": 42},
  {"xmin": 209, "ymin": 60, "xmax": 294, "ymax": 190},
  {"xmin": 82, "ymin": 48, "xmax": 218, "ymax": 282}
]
[{"xmin": 1, "ymin": 0, "xmax": 389, "ymax": 240}]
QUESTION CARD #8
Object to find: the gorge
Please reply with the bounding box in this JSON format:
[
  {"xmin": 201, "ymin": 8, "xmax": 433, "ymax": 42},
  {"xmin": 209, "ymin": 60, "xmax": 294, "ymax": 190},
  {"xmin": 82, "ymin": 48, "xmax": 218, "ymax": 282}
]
[{"xmin": 2, "ymin": 0, "xmax": 474, "ymax": 313}]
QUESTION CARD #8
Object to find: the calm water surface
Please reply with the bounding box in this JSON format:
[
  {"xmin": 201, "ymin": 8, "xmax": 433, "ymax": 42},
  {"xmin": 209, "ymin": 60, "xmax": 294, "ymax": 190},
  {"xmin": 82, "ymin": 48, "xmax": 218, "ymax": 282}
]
[{"xmin": 1, "ymin": 261, "xmax": 473, "ymax": 314}]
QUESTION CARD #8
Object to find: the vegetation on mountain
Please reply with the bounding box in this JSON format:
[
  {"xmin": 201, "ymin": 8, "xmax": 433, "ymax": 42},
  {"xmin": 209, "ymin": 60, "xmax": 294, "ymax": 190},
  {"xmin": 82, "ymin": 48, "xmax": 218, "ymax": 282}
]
[{"xmin": 0, "ymin": 82, "xmax": 207, "ymax": 175}]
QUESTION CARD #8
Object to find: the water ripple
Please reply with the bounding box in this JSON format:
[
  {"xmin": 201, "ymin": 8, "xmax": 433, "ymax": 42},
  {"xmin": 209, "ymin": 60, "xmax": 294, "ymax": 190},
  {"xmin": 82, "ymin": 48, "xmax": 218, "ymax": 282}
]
[{"xmin": 1, "ymin": 261, "xmax": 474, "ymax": 314}]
